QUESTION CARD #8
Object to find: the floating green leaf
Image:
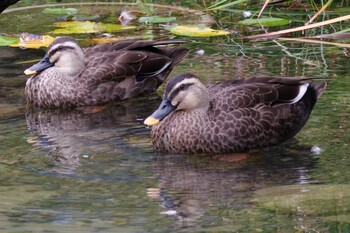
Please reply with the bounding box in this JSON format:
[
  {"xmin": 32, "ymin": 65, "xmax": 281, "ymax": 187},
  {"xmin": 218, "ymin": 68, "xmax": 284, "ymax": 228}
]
[
  {"xmin": 42, "ymin": 7, "xmax": 79, "ymax": 15},
  {"xmin": 207, "ymin": 0, "xmax": 248, "ymax": 10},
  {"xmin": 52, "ymin": 21, "xmax": 136, "ymax": 34},
  {"xmin": 138, "ymin": 16, "xmax": 176, "ymax": 24},
  {"xmin": 0, "ymin": 35, "xmax": 19, "ymax": 46},
  {"xmin": 168, "ymin": 25, "xmax": 230, "ymax": 37},
  {"xmin": 239, "ymin": 17, "xmax": 290, "ymax": 27}
]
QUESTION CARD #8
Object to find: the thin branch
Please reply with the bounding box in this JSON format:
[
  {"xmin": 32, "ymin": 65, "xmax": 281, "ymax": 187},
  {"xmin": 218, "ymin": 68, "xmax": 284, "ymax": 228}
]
[
  {"xmin": 242, "ymin": 14, "xmax": 350, "ymax": 39},
  {"xmin": 258, "ymin": 0, "xmax": 270, "ymax": 18},
  {"xmin": 306, "ymin": 0, "xmax": 334, "ymax": 25}
]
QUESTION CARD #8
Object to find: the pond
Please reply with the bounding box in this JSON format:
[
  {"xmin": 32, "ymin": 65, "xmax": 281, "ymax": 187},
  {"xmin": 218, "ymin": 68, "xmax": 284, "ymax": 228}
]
[{"xmin": 1, "ymin": 1, "xmax": 350, "ymax": 232}]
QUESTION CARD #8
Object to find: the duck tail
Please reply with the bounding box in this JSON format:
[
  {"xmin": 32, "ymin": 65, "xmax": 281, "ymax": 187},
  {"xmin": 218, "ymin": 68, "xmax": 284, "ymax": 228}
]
[
  {"xmin": 312, "ymin": 81, "xmax": 327, "ymax": 99},
  {"xmin": 168, "ymin": 47, "xmax": 189, "ymax": 67}
]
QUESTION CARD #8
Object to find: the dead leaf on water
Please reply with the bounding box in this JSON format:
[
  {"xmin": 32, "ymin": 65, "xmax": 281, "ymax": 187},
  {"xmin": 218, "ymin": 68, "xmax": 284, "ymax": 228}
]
[
  {"xmin": 10, "ymin": 33, "xmax": 55, "ymax": 49},
  {"xmin": 90, "ymin": 37, "xmax": 123, "ymax": 44},
  {"xmin": 52, "ymin": 21, "xmax": 136, "ymax": 34},
  {"xmin": 168, "ymin": 25, "xmax": 230, "ymax": 37}
]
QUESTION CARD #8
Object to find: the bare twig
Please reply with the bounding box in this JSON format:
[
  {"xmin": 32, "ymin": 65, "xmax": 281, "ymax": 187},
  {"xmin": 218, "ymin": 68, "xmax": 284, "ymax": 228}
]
[
  {"xmin": 306, "ymin": 0, "xmax": 334, "ymax": 25},
  {"xmin": 279, "ymin": 37, "xmax": 350, "ymax": 49},
  {"xmin": 242, "ymin": 14, "xmax": 350, "ymax": 39},
  {"xmin": 258, "ymin": 0, "xmax": 270, "ymax": 18}
]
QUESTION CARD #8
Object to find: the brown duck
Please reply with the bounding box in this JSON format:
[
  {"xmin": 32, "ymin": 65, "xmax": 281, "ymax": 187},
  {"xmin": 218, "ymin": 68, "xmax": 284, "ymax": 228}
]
[
  {"xmin": 144, "ymin": 73, "xmax": 326, "ymax": 154},
  {"xmin": 24, "ymin": 36, "xmax": 188, "ymax": 108}
]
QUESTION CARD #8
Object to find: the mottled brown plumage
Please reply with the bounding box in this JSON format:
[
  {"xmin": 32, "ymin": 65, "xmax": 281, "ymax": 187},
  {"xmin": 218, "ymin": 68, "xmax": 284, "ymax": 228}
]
[
  {"xmin": 144, "ymin": 73, "xmax": 326, "ymax": 154},
  {"xmin": 25, "ymin": 36, "xmax": 189, "ymax": 108}
]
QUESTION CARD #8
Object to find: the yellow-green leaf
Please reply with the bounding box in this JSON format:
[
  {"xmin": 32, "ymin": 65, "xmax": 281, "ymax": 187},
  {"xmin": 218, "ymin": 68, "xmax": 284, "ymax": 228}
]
[
  {"xmin": 52, "ymin": 21, "xmax": 136, "ymax": 34},
  {"xmin": 168, "ymin": 25, "xmax": 230, "ymax": 37},
  {"xmin": 42, "ymin": 7, "xmax": 78, "ymax": 14},
  {"xmin": 138, "ymin": 16, "xmax": 176, "ymax": 24},
  {"xmin": 52, "ymin": 21, "xmax": 99, "ymax": 34},
  {"xmin": 239, "ymin": 17, "xmax": 290, "ymax": 27},
  {"xmin": 90, "ymin": 37, "xmax": 122, "ymax": 44},
  {"xmin": 0, "ymin": 35, "xmax": 19, "ymax": 46}
]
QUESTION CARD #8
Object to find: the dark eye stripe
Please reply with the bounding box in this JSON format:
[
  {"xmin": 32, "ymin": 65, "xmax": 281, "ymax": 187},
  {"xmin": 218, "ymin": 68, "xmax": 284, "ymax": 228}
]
[
  {"xmin": 48, "ymin": 45, "xmax": 75, "ymax": 58},
  {"xmin": 168, "ymin": 83, "xmax": 193, "ymax": 101}
]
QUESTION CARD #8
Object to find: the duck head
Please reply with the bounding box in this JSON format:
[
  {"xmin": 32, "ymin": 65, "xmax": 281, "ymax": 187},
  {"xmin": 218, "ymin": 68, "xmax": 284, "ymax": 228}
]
[
  {"xmin": 144, "ymin": 73, "xmax": 209, "ymax": 126},
  {"xmin": 24, "ymin": 36, "xmax": 85, "ymax": 77}
]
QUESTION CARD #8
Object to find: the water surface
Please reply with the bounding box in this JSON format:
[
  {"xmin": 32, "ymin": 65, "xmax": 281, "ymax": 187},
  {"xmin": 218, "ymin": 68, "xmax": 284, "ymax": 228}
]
[{"xmin": 0, "ymin": 2, "xmax": 350, "ymax": 232}]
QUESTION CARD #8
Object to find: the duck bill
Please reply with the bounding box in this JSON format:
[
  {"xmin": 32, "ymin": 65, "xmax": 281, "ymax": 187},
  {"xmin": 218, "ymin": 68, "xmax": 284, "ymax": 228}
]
[
  {"xmin": 144, "ymin": 99, "xmax": 176, "ymax": 126},
  {"xmin": 24, "ymin": 55, "xmax": 53, "ymax": 75}
]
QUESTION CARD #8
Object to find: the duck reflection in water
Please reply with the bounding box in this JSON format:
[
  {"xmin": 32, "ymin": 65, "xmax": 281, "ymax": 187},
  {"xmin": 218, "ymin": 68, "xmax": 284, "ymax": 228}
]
[
  {"xmin": 148, "ymin": 146, "xmax": 318, "ymax": 228},
  {"xmin": 25, "ymin": 97, "xmax": 159, "ymax": 174}
]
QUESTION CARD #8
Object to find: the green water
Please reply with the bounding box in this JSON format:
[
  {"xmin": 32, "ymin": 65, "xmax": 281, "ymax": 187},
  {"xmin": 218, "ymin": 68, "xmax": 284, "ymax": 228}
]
[{"xmin": 1, "ymin": 1, "xmax": 350, "ymax": 232}]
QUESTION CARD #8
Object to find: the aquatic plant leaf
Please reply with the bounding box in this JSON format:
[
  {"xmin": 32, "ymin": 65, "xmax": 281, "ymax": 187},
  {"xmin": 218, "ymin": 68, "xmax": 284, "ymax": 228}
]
[
  {"xmin": 10, "ymin": 35, "xmax": 55, "ymax": 49},
  {"xmin": 207, "ymin": 0, "xmax": 248, "ymax": 10},
  {"xmin": 42, "ymin": 7, "xmax": 78, "ymax": 14},
  {"xmin": 52, "ymin": 21, "xmax": 135, "ymax": 34},
  {"xmin": 169, "ymin": 25, "xmax": 230, "ymax": 37},
  {"xmin": 52, "ymin": 21, "xmax": 99, "ymax": 34},
  {"xmin": 138, "ymin": 16, "xmax": 176, "ymax": 24},
  {"xmin": 239, "ymin": 17, "xmax": 290, "ymax": 27},
  {"xmin": 90, "ymin": 37, "xmax": 122, "ymax": 44},
  {"xmin": 101, "ymin": 23, "xmax": 136, "ymax": 33},
  {"xmin": 0, "ymin": 35, "xmax": 19, "ymax": 46}
]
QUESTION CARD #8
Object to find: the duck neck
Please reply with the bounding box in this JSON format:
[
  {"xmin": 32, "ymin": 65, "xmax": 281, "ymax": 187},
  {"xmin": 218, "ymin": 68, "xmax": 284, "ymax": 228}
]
[{"xmin": 55, "ymin": 50, "xmax": 85, "ymax": 77}]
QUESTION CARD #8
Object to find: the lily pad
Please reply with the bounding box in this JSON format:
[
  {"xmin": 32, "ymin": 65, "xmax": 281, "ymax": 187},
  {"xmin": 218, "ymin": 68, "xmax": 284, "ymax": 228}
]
[
  {"xmin": 138, "ymin": 16, "xmax": 176, "ymax": 24},
  {"xmin": 52, "ymin": 21, "xmax": 136, "ymax": 34},
  {"xmin": 239, "ymin": 17, "xmax": 290, "ymax": 27},
  {"xmin": 168, "ymin": 25, "xmax": 230, "ymax": 37},
  {"xmin": 42, "ymin": 7, "xmax": 79, "ymax": 15},
  {"xmin": 0, "ymin": 35, "xmax": 19, "ymax": 46}
]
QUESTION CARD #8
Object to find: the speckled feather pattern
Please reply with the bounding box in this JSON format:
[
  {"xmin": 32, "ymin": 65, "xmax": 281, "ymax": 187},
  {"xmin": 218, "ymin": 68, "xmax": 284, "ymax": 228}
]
[
  {"xmin": 25, "ymin": 39, "xmax": 188, "ymax": 108},
  {"xmin": 150, "ymin": 76, "xmax": 326, "ymax": 154}
]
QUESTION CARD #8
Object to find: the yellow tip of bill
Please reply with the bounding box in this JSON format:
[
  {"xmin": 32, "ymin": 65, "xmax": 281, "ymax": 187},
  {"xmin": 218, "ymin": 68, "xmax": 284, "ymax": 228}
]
[
  {"xmin": 24, "ymin": 69, "xmax": 37, "ymax": 75},
  {"xmin": 144, "ymin": 116, "xmax": 160, "ymax": 126}
]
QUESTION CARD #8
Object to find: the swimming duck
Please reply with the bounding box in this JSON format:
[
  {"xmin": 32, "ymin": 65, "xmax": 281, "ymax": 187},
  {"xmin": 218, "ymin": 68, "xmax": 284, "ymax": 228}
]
[
  {"xmin": 24, "ymin": 36, "xmax": 189, "ymax": 108},
  {"xmin": 144, "ymin": 73, "xmax": 326, "ymax": 154}
]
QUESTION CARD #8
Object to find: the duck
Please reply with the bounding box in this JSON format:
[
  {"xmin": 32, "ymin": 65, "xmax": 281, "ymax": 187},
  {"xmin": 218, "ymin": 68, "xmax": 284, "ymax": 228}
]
[
  {"xmin": 0, "ymin": 0, "xmax": 19, "ymax": 13},
  {"xmin": 144, "ymin": 73, "xmax": 326, "ymax": 154},
  {"xmin": 24, "ymin": 36, "xmax": 189, "ymax": 108}
]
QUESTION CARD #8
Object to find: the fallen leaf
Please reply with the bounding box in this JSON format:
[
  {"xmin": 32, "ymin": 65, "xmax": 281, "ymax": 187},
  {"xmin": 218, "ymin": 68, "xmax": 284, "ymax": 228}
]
[
  {"xmin": 10, "ymin": 33, "xmax": 55, "ymax": 49},
  {"xmin": 52, "ymin": 21, "xmax": 100, "ymax": 34},
  {"xmin": 90, "ymin": 37, "xmax": 122, "ymax": 44},
  {"xmin": 168, "ymin": 25, "xmax": 230, "ymax": 37},
  {"xmin": 52, "ymin": 21, "xmax": 136, "ymax": 34}
]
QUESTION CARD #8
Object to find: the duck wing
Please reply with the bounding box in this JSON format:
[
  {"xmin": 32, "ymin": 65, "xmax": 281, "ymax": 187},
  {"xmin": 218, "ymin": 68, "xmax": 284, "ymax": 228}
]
[
  {"xmin": 81, "ymin": 41, "xmax": 188, "ymax": 102},
  {"xmin": 206, "ymin": 77, "xmax": 326, "ymax": 151},
  {"xmin": 208, "ymin": 77, "xmax": 319, "ymax": 110}
]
